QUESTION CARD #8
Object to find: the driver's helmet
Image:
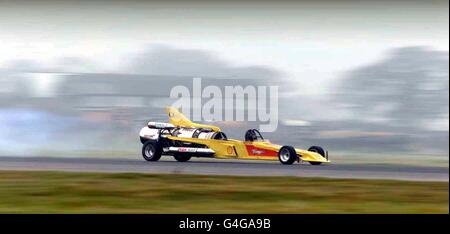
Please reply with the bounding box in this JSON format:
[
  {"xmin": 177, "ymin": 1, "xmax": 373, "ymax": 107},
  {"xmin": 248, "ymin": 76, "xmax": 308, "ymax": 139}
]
[{"xmin": 245, "ymin": 129, "xmax": 258, "ymax": 141}]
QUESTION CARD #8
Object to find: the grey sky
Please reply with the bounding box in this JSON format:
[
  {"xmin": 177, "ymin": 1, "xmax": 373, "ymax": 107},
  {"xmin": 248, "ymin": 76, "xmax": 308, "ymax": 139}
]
[{"xmin": 0, "ymin": 0, "xmax": 448, "ymax": 94}]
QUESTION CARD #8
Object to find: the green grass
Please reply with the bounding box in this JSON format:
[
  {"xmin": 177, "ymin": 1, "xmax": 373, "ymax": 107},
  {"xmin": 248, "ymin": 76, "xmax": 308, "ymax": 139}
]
[{"xmin": 0, "ymin": 171, "xmax": 448, "ymax": 214}]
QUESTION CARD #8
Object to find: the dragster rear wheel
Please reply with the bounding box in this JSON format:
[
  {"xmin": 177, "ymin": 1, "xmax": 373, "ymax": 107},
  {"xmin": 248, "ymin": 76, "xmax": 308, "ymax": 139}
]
[
  {"xmin": 142, "ymin": 141, "xmax": 162, "ymax": 161},
  {"xmin": 308, "ymin": 146, "xmax": 325, "ymax": 165},
  {"xmin": 278, "ymin": 146, "xmax": 297, "ymax": 165},
  {"xmin": 173, "ymin": 153, "xmax": 192, "ymax": 162}
]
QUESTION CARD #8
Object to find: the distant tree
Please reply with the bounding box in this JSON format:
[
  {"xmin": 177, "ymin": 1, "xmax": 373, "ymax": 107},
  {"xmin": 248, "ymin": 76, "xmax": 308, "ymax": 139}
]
[
  {"xmin": 128, "ymin": 44, "xmax": 282, "ymax": 79},
  {"xmin": 335, "ymin": 47, "xmax": 449, "ymax": 130}
]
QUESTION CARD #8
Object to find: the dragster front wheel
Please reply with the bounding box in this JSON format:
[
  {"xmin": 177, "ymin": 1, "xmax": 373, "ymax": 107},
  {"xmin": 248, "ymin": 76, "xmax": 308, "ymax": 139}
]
[
  {"xmin": 142, "ymin": 141, "xmax": 162, "ymax": 161},
  {"xmin": 308, "ymin": 146, "xmax": 325, "ymax": 165},
  {"xmin": 278, "ymin": 146, "xmax": 297, "ymax": 165}
]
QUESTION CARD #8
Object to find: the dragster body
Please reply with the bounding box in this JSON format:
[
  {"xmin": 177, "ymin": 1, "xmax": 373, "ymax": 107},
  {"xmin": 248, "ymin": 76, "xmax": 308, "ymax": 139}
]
[{"xmin": 139, "ymin": 107, "xmax": 330, "ymax": 165}]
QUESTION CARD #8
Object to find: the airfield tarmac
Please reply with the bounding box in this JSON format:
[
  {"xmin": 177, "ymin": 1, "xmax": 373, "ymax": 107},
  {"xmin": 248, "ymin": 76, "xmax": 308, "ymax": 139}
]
[{"xmin": 0, "ymin": 156, "xmax": 448, "ymax": 181}]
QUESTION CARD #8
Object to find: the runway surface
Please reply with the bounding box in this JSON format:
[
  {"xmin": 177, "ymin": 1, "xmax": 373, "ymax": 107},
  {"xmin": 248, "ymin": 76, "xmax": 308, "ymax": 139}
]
[{"xmin": 0, "ymin": 156, "xmax": 448, "ymax": 181}]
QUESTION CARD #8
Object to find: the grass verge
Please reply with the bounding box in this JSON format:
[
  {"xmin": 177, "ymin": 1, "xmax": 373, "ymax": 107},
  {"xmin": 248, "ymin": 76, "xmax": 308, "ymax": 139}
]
[{"xmin": 0, "ymin": 170, "xmax": 448, "ymax": 213}]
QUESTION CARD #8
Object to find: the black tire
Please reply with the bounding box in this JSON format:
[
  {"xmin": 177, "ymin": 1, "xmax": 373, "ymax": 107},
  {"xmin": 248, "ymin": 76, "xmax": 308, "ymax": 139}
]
[
  {"xmin": 173, "ymin": 153, "xmax": 192, "ymax": 162},
  {"xmin": 308, "ymin": 146, "xmax": 325, "ymax": 165},
  {"xmin": 142, "ymin": 141, "xmax": 162, "ymax": 161},
  {"xmin": 278, "ymin": 146, "xmax": 297, "ymax": 165}
]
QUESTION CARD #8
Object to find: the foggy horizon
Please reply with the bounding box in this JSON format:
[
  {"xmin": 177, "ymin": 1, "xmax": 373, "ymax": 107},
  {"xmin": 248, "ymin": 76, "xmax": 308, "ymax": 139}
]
[{"xmin": 1, "ymin": 0, "xmax": 448, "ymax": 94}]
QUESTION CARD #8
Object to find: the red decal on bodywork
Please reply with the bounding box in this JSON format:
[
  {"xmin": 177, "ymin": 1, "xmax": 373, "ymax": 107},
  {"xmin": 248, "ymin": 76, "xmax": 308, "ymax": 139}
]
[{"xmin": 245, "ymin": 145, "xmax": 278, "ymax": 157}]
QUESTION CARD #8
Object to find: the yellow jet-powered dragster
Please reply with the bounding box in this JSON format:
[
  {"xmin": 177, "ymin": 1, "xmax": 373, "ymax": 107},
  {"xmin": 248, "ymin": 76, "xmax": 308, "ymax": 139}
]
[{"xmin": 139, "ymin": 107, "xmax": 330, "ymax": 165}]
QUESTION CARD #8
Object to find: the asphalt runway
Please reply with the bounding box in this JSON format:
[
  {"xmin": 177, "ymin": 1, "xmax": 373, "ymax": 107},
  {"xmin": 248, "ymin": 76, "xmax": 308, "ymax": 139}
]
[{"xmin": 0, "ymin": 156, "xmax": 448, "ymax": 182}]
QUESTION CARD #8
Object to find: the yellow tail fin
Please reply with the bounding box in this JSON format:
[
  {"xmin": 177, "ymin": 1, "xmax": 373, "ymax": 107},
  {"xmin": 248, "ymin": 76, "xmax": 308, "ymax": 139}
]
[{"xmin": 165, "ymin": 106, "xmax": 221, "ymax": 132}]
